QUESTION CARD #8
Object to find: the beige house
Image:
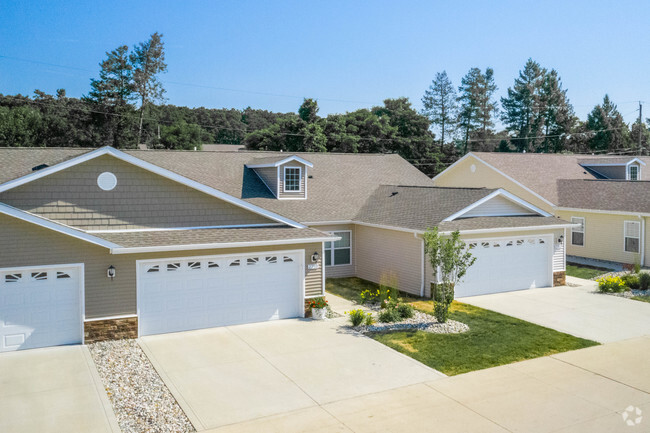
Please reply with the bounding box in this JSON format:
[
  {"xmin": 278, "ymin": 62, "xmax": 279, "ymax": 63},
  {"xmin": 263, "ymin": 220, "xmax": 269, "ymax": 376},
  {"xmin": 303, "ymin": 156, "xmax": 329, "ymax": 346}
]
[
  {"xmin": 0, "ymin": 147, "xmax": 570, "ymax": 352},
  {"xmin": 434, "ymin": 152, "xmax": 650, "ymax": 268}
]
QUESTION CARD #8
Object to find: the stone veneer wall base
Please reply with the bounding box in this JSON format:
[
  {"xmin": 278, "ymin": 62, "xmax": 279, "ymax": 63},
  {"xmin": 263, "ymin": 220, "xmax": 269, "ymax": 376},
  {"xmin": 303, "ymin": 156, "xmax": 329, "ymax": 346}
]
[
  {"xmin": 553, "ymin": 271, "xmax": 566, "ymax": 287},
  {"xmin": 84, "ymin": 317, "xmax": 138, "ymax": 343}
]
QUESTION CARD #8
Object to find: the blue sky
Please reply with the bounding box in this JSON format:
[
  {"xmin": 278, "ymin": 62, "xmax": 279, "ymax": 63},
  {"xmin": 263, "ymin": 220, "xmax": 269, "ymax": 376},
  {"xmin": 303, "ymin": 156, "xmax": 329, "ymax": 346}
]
[{"xmin": 1, "ymin": 0, "xmax": 649, "ymax": 124}]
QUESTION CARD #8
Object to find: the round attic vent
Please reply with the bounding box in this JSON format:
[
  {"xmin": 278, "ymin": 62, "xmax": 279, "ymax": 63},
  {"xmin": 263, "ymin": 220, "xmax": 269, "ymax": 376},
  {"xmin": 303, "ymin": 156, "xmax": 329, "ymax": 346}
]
[{"xmin": 97, "ymin": 172, "xmax": 117, "ymax": 191}]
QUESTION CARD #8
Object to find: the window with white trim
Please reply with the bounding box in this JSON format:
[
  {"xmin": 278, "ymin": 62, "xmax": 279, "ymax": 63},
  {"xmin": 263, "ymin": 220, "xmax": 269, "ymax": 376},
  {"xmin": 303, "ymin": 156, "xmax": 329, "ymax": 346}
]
[
  {"xmin": 283, "ymin": 166, "xmax": 301, "ymax": 192},
  {"xmin": 628, "ymin": 165, "xmax": 639, "ymax": 181},
  {"xmin": 624, "ymin": 220, "xmax": 640, "ymax": 253},
  {"xmin": 325, "ymin": 231, "xmax": 351, "ymax": 266},
  {"xmin": 571, "ymin": 217, "xmax": 585, "ymax": 246}
]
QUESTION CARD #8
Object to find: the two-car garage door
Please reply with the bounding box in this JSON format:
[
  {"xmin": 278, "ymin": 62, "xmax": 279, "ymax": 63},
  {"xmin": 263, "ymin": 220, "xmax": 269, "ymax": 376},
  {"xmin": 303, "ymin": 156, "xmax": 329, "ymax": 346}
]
[
  {"xmin": 455, "ymin": 235, "xmax": 552, "ymax": 297},
  {"xmin": 138, "ymin": 251, "xmax": 304, "ymax": 336}
]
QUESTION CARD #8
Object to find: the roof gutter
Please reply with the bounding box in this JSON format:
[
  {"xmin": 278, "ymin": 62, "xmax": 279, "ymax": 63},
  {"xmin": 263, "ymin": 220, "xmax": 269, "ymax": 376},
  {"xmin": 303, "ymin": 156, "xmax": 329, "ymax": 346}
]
[
  {"xmin": 438, "ymin": 223, "xmax": 578, "ymax": 236},
  {"xmin": 555, "ymin": 207, "xmax": 650, "ymax": 218},
  {"xmin": 110, "ymin": 236, "xmax": 339, "ymax": 255}
]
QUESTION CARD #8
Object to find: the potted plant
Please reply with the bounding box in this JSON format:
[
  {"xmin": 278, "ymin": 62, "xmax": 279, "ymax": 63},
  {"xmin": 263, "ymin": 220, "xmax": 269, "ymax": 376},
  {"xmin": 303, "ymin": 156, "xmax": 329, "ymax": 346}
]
[{"xmin": 309, "ymin": 297, "xmax": 328, "ymax": 320}]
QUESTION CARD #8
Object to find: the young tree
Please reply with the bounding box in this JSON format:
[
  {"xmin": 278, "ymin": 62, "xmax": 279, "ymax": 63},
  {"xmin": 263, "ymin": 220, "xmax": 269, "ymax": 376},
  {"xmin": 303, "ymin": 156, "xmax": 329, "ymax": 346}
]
[
  {"xmin": 421, "ymin": 71, "xmax": 457, "ymax": 149},
  {"xmin": 423, "ymin": 228, "xmax": 476, "ymax": 323},
  {"xmin": 586, "ymin": 95, "xmax": 630, "ymax": 152},
  {"xmin": 130, "ymin": 32, "xmax": 167, "ymax": 145}
]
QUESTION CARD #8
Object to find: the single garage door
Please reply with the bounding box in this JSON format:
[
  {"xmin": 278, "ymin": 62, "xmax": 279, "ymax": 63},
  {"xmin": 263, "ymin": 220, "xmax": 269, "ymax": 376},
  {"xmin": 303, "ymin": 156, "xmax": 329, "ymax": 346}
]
[
  {"xmin": 138, "ymin": 251, "xmax": 304, "ymax": 336},
  {"xmin": 455, "ymin": 236, "xmax": 551, "ymax": 297},
  {"xmin": 0, "ymin": 264, "xmax": 82, "ymax": 352}
]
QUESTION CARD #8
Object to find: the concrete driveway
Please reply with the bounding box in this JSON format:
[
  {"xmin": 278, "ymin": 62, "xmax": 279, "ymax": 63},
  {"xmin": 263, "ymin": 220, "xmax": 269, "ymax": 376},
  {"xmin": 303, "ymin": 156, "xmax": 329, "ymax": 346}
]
[
  {"xmin": 139, "ymin": 318, "xmax": 444, "ymax": 431},
  {"xmin": 457, "ymin": 277, "xmax": 650, "ymax": 343},
  {"xmin": 0, "ymin": 345, "xmax": 120, "ymax": 433}
]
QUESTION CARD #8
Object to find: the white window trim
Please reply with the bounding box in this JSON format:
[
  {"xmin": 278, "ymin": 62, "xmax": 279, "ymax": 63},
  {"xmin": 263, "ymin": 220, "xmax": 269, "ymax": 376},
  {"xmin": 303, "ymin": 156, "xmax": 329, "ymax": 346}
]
[
  {"xmin": 570, "ymin": 216, "xmax": 585, "ymax": 247},
  {"xmin": 283, "ymin": 166, "xmax": 302, "ymax": 193},
  {"xmin": 325, "ymin": 230, "xmax": 352, "ymax": 267},
  {"xmin": 627, "ymin": 164, "xmax": 640, "ymax": 181},
  {"xmin": 624, "ymin": 220, "xmax": 641, "ymax": 253}
]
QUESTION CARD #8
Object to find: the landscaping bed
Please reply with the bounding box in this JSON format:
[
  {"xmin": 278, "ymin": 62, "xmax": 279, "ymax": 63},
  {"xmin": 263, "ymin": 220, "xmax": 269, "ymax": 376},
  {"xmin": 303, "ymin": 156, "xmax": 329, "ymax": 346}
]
[
  {"xmin": 327, "ymin": 277, "xmax": 599, "ymax": 376},
  {"xmin": 88, "ymin": 339, "xmax": 195, "ymax": 433},
  {"xmin": 595, "ymin": 271, "xmax": 650, "ymax": 303}
]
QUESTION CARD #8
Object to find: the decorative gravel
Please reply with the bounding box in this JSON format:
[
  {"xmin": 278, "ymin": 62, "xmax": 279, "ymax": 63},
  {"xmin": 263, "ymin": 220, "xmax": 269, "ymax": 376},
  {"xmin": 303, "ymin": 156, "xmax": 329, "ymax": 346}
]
[
  {"xmin": 88, "ymin": 339, "xmax": 195, "ymax": 433},
  {"xmin": 604, "ymin": 289, "xmax": 650, "ymax": 299},
  {"xmin": 352, "ymin": 310, "xmax": 469, "ymax": 334}
]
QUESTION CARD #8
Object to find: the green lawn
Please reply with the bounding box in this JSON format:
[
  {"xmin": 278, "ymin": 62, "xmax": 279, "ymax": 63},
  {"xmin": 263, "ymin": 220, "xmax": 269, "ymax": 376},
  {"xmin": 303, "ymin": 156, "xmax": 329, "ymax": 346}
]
[
  {"xmin": 632, "ymin": 295, "xmax": 650, "ymax": 303},
  {"xmin": 566, "ymin": 263, "xmax": 610, "ymax": 280},
  {"xmin": 327, "ymin": 277, "xmax": 599, "ymax": 376}
]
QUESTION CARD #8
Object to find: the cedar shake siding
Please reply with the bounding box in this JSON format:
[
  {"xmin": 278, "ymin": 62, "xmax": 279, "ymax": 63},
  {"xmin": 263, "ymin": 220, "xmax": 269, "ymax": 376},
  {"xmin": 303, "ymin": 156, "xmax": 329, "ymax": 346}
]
[
  {"xmin": 0, "ymin": 154, "xmax": 273, "ymax": 230},
  {"xmin": 0, "ymin": 213, "xmax": 323, "ymax": 318}
]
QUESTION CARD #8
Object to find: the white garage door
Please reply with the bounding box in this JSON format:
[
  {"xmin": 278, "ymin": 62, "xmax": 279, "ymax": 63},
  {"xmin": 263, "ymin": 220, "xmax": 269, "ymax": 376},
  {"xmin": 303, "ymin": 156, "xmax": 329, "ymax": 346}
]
[
  {"xmin": 455, "ymin": 236, "xmax": 551, "ymax": 297},
  {"xmin": 138, "ymin": 251, "xmax": 304, "ymax": 336},
  {"xmin": 0, "ymin": 264, "xmax": 82, "ymax": 352}
]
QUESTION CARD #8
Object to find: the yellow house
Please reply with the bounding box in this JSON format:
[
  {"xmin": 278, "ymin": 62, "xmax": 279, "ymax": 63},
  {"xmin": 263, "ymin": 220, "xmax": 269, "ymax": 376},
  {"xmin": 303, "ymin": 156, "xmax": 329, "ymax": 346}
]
[{"xmin": 434, "ymin": 152, "xmax": 650, "ymax": 268}]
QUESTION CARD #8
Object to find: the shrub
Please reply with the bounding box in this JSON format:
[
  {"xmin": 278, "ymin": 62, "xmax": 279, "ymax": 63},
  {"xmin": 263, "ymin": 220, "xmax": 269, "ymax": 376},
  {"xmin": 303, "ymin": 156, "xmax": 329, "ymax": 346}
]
[
  {"xmin": 597, "ymin": 276, "xmax": 627, "ymax": 293},
  {"xmin": 347, "ymin": 309, "xmax": 366, "ymax": 326},
  {"xmin": 396, "ymin": 303, "xmax": 414, "ymax": 319},
  {"xmin": 621, "ymin": 274, "xmax": 640, "ymax": 290},
  {"xmin": 363, "ymin": 312, "xmax": 374, "ymax": 326},
  {"xmin": 639, "ymin": 272, "xmax": 650, "ymax": 291},
  {"xmin": 634, "ymin": 261, "xmax": 642, "ymax": 274},
  {"xmin": 378, "ymin": 308, "xmax": 401, "ymax": 323}
]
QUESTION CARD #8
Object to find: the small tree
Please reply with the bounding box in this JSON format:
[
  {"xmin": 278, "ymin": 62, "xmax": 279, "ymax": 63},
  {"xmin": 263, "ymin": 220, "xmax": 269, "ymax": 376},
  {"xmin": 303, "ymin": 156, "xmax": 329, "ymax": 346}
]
[{"xmin": 423, "ymin": 228, "xmax": 476, "ymax": 323}]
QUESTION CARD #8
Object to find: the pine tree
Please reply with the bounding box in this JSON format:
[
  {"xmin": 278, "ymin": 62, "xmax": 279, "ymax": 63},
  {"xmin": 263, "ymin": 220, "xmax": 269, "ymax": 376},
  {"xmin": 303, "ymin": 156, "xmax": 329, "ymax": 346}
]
[
  {"xmin": 87, "ymin": 45, "xmax": 134, "ymax": 105},
  {"xmin": 474, "ymin": 68, "xmax": 498, "ymax": 149},
  {"xmin": 421, "ymin": 71, "xmax": 457, "ymax": 149},
  {"xmin": 456, "ymin": 67, "xmax": 497, "ymax": 153},
  {"xmin": 586, "ymin": 95, "xmax": 630, "ymax": 152}
]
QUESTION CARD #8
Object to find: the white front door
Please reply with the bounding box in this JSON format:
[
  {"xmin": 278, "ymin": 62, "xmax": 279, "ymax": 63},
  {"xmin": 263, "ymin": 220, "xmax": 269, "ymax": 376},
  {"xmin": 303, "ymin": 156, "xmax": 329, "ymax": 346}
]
[
  {"xmin": 455, "ymin": 236, "xmax": 552, "ymax": 297},
  {"xmin": 137, "ymin": 251, "xmax": 304, "ymax": 336},
  {"xmin": 0, "ymin": 264, "xmax": 82, "ymax": 352}
]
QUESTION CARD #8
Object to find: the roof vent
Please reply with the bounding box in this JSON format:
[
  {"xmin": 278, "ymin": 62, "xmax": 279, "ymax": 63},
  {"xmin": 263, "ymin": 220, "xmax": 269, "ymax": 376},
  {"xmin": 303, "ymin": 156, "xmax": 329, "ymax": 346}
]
[
  {"xmin": 32, "ymin": 164, "xmax": 49, "ymax": 171},
  {"xmin": 390, "ymin": 191, "xmax": 399, "ymax": 197}
]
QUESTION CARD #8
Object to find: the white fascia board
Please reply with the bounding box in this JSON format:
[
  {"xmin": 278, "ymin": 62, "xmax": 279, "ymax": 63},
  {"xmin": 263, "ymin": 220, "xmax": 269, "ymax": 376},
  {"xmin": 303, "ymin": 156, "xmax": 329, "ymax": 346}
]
[
  {"xmin": 0, "ymin": 203, "xmax": 120, "ymax": 249},
  {"xmin": 628, "ymin": 158, "xmax": 646, "ymax": 166},
  {"xmin": 87, "ymin": 223, "xmax": 282, "ymax": 234},
  {"xmin": 580, "ymin": 158, "xmax": 646, "ymax": 167},
  {"xmin": 110, "ymin": 236, "xmax": 339, "ymax": 255},
  {"xmin": 438, "ymin": 223, "xmax": 578, "ymax": 236},
  {"xmin": 469, "ymin": 155, "xmax": 557, "ymax": 208},
  {"xmin": 247, "ymin": 155, "xmax": 314, "ymax": 168},
  {"xmin": 555, "ymin": 206, "xmax": 650, "ymax": 217},
  {"xmin": 353, "ymin": 220, "xmax": 424, "ymax": 235},
  {"xmin": 443, "ymin": 189, "xmax": 552, "ymax": 222},
  {"xmin": 0, "ymin": 146, "xmax": 305, "ymax": 229},
  {"xmin": 431, "ymin": 152, "xmax": 475, "ymax": 181},
  {"xmin": 301, "ymin": 220, "xmax": 354, "ymax": 226}
]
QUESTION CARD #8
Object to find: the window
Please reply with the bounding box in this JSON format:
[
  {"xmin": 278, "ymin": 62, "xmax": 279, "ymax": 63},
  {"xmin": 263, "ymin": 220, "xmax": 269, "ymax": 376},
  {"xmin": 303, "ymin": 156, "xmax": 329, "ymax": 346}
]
[
  {"xmin": 325, "ymin": 231, "xmax": 351, "ymax": 266},
  {"xmin": 571, "ymin": 217, "xmax": 585, "ymax": 246},
  {"xmin": 624, "ymin": 221, "xmax": 640, "ymax": 253},
  {"xmin": 283, "ymin": 166, "xmax": 301, "ymax": 192},
  {"xmin": 628, "ymin": 165, "xmax": 639, "ymax": 181}
]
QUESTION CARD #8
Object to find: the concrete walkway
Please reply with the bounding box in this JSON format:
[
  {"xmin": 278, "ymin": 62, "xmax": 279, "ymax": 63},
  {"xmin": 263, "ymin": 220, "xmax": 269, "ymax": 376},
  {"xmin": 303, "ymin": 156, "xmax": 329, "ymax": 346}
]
[
  {"xmin": 457, "ymin": 278, "xmax": 650, "ymax": 343},
  {"xmin": 0, "ymin": 345, "xmax": 120, "ymax": 433}
]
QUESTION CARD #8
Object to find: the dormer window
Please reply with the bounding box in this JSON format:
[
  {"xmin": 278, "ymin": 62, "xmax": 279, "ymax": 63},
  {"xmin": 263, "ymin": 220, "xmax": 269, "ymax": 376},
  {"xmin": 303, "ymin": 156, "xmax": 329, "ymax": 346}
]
[
  {"xmin": 284, "ymin": 167, "xmax": 301, "ymax": 192},
  {"xmin": 628, "ymin": 165, "xmax": 639, "ymax": 181}
]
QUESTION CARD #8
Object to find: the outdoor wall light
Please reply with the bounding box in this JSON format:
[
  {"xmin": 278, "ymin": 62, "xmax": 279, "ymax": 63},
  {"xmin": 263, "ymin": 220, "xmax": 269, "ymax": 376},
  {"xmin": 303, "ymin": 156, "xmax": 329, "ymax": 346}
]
[
  {"xmin": 311, "ymin": 251, "xmax": 320, "ymax": 263},
  {"xmin": 107, "ymin": 265, "xmax": 116, "ymax": 279},
  {"xmin": 558, "ymin": 235, "xmax": 564, "ymax": 244}
]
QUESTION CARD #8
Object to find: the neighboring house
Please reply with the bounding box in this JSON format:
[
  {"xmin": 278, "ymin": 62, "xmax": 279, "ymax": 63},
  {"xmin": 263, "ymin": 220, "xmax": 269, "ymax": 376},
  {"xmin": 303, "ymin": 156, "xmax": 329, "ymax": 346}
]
[
  {"xmin": 433, "ymin": 152, "xmax": 650, "ymax": 268},
  {"xmin": 0, "ymin": 147, "xmax": 571, "ymax": 352}
]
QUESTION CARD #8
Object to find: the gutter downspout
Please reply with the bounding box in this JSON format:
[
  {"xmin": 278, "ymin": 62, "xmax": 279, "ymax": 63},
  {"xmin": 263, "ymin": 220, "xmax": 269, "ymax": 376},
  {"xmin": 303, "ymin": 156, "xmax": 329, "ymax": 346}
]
[
  {"xmin": 640, "ymin": 215, "xmax": 646, "ymax": 267},
  {"xmin": 415, "ymin": 232, "xmax": 425, "ymax": 297}
]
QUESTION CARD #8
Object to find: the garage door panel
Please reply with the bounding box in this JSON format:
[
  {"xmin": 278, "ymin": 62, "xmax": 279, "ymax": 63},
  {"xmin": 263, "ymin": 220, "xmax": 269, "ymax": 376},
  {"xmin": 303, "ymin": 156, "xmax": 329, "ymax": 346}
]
[
  {"xmin": 456, "ymin": 237, "xmax": 551, "ymax": 297},
  {"xmin": 138, "ymin": 252, "xmax": 303, "ymax": 336}
]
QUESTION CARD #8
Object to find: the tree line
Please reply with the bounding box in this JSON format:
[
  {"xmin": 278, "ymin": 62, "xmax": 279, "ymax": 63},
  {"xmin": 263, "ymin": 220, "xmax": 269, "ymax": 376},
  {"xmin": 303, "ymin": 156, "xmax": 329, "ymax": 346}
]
[{"xmin": 0, "ymin": 32, "xmax": 648, "ymax": 177}]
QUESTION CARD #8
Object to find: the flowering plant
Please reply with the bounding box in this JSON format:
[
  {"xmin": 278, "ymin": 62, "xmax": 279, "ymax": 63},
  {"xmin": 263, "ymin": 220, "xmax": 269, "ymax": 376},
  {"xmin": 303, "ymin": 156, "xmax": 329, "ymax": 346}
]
[
  {"xmin": 309, "ymin": 297, "xmax": 328, "ymax": 309},
  {"xmin": 596, "ymin": 276, "xmax": 626, "ymax": 293}
]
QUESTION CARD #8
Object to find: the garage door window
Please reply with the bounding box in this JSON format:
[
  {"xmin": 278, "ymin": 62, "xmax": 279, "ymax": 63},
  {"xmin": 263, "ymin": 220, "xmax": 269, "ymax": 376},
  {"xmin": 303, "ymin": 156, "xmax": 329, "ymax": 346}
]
[
  {"xmin": 571, "ymin": 217, "xmax": 585, "ymax": 246},
  {"xmin": 624, "ymin": 221, "xmax": 640, "ymax": 253},
  {"xmin": 325, "ymin": 231, "xmax": 351, "ymax": 266}
]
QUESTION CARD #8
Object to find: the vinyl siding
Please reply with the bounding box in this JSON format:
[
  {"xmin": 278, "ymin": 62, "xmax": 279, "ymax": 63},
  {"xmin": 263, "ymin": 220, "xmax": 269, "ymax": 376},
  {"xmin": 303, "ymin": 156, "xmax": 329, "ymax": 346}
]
[
  {"xmin": 312, "ymin": 224, "xmax": 356, "ymax": 278},
  {"xmin": 423, "ymin": 228, "xmax": 564, "ymax": 295},
  {"xmin": 556, "ymin": 210, "xmax": 646, "ymax": 266},
  {"xmin": 278, "ymin": 162, "xmax": 306, "ymax": 199},
  {"xmin": 0, "ymin": 213, "xmax": 322, "ymax": 318},
  {"xmin": 0, "ymin": 154, "xmax": 272, "ymax": 230},
  {"xmin": 252, "ymin": 166, "xmax": 278, "ymax": 197},
  {"xmin": 433, "ymin": 155, "xmax": 554, "ymax": 213},
  {"xmin": 462, "ymin": 195, "xmax": 536, "ymax": 218},
  {"xmin": 355, "ymin": 225, "xmax": 424, "ymax": 296}
]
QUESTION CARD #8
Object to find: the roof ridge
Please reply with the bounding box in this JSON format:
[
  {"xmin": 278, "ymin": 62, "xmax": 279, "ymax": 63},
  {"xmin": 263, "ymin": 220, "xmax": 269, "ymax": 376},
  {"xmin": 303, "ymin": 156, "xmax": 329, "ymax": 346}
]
[{"xmin": 379, "ymin": 184, "xmax": 491, "ymax": 190}]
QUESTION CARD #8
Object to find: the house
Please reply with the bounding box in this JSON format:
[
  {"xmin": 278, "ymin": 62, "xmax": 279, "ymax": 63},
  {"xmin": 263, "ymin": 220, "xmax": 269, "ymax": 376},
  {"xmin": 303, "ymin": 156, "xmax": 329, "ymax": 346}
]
[
  {"xmin": 433, "ymin": 152, "xmax": 650, "ymax": 268},
  {"xmin": 0, "ymin": 147, "xmax": 571, "ymax": 352}
]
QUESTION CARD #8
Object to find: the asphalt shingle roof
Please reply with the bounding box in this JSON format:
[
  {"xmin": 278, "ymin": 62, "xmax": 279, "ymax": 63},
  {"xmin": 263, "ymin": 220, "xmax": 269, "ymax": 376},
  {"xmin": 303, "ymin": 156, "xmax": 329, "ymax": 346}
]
[{"xmin": 556, "ymin": 179, "xmax": 650, "ymax": 214}]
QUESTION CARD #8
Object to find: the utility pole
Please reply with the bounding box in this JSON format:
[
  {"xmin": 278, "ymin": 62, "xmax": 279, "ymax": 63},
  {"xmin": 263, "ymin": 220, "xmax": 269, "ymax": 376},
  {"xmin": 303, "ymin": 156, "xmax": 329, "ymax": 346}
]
[{"xmin": 639, "ymin": 102, "xmax": 643, "ymax": 154}]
